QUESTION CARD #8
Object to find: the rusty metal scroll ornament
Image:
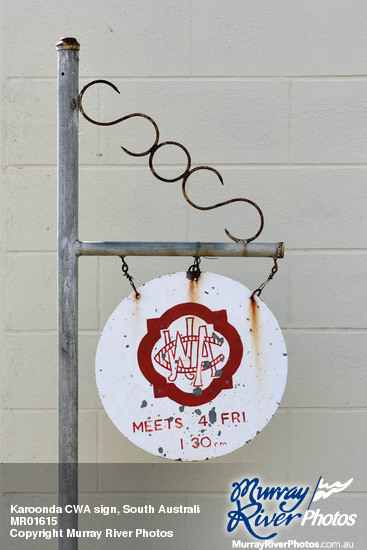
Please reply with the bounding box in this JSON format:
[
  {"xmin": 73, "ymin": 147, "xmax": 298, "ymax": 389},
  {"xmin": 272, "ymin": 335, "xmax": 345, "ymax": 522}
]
[{"xmin": 78, "ymin": 79, "xmax": 264, "ymax": 244}]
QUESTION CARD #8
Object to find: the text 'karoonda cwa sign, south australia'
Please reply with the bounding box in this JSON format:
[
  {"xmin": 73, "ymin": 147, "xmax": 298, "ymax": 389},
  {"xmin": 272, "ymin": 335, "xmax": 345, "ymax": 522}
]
[{"xmin": 96, "ymin": 272, "xmax": 287, "ymax": 460}]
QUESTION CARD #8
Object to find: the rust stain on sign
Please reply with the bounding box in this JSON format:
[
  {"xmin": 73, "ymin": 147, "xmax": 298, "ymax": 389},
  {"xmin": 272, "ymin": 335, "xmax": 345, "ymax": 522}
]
[
  {"xmin": 188, "ymin": 279, "xmax": 200, "ymax": 303},
  {"xmin": 132, "ymin": 290, "xmax": 141, "ymax": 328},
  {"xmin": 249, "ymin": 297, "xmax": 261, "ymax": 370}
]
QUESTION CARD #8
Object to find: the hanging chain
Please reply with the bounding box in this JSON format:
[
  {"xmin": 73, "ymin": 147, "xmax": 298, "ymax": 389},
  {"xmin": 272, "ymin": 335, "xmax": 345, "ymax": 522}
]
[
  {"xmin": 186, "ymin": 257, "xmax": 202, "ymax": 281},
  {"xmin": 250, "ymin": 258, "xmax": 278, "ymax": 301},
  {"xmin": 120, "ymin": 257, "xmax": 140, "ymax": 298}
]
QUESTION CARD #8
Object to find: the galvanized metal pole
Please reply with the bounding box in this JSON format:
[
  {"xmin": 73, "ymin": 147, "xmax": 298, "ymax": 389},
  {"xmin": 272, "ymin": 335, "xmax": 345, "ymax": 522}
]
[{"xmin": 57, "ymin": 37, "xmax": 79, "ymax": 550}]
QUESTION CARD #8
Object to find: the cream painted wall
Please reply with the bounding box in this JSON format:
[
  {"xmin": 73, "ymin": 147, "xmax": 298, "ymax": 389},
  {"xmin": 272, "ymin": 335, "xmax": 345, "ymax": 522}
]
[{"xmin": 1, "ymin": 1, "xmax": 366, "ymax": 545}]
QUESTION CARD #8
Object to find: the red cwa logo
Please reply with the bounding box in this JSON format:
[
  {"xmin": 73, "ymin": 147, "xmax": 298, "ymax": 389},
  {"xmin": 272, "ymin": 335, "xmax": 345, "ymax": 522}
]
[
  {"xmin": 154, "ymin": 316, "xmax": 226, "ymax": 387},
  {"xmin": 138, "ymin": 303, "xmax": 243, "ymax": 406}
]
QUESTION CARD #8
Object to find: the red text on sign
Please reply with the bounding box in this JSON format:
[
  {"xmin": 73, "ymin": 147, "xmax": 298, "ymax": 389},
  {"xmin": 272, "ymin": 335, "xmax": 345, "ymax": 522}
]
[
  {"xmin": 220, "ymin": 411, "xmax": 246, "ymax": 424},
  {"xmin": 180, "ymin": 437, "xmax": 228, "ymax": 450},
  {"xmin": 132, "ymin": 417, "xmax": 183, "ymax": 433}
]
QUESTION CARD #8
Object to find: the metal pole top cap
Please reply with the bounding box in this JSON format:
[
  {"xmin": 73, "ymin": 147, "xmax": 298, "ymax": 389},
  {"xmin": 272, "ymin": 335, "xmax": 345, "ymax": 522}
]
[{"xmin": 56, "ymin": 37, "xmax": 80, "ymax": 51}]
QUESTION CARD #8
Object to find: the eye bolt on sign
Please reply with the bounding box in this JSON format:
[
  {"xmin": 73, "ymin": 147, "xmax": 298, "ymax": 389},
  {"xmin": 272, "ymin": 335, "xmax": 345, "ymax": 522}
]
[{"xmin": 96, "ymin": 272, "xmax": 287, "ymax": 460}]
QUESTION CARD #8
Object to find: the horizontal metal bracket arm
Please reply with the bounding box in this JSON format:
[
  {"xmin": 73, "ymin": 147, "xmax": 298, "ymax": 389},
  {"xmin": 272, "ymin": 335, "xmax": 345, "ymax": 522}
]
[{"xmin": 76, "ymin": 241, "xmax": 285, "ymax": 258}]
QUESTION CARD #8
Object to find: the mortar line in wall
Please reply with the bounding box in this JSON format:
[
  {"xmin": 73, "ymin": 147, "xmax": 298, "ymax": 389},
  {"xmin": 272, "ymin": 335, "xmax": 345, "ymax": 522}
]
[
  {"xmin": 285, "ymin": 248, "xmax": 367, "ymax": 252},
  {"xmin": 5, "ymin": 329, "xmax": 101, "ymax": 335},
  {"xmin": 77, "ymin": 162, "xmax": 367, "ymax": 168},
  {"xmin": 185, "ymin": 200, "xmax": 190, "ymax": 241},
  {"xmin": 7, "ymin": 75, "xmax": 367, "ymax": 81},
  {"xmin": 280, "ymin": 407, "xmax": 367, "ymax": 412},
  {"xmin": 288, "ymin": 78, "xmax": 293, "ymax": 164},
  {"xmin": 4, "ymin": 492, "xmax": 59, "ymax": 496},
  {"xmin": 97, "ymin": 84, "xmax": 101, "ymax": 156},
  {"xmin": 5, "ymin": 329, "xmax": 59, "ymax": 335},
  {"xmin": 5, "ymin": 250, "xmax": 56, "ymax": 255},
  {"xmin": 6, "ymin": 164, "xmax": 58, "ymax": 168},
  {"xmin": 282, "ymin": 328, "xmax": 367, "ymax": 333},
  {"xmin": 188, "ymin": 0, "xmax": 193, "ymax": 78},
  {"xmin": 7, "ymin": 163, "xmax": 367, "ymax": 169},
  {"xmin": 184, "ymin": 492, "xmax": 188, "ymax": 550},
  {"xmin": 92, "ymin": 411, "xmax": 99, "ymax": 463},
  {"xmin": 284, "ymin": 249, "xmax": 367, "ymax": 254},
  {"xmin": 105, "ymin": 75, "xmax": 367, "ymax": 82},
  {"xmin": 286, "ymin": 406, "xmax": 291, "ymax": 484},
  {"xmin": 97, "ymin": 412, "xmax": 101, "ymax": 486},
  {"xmin": 286, "ymin": 249, "xmax": 293, "ymax": 327},
  {"xmin": 97, "ymin": 257, "xmax": 102, "ymax": 331},
  {"xmin": 3, "ymin": 408, "xmax": 57, "ymax": 413},
  {"xmin": 3, "ymin": 408, "xmax": 103, "ymax": 413}
]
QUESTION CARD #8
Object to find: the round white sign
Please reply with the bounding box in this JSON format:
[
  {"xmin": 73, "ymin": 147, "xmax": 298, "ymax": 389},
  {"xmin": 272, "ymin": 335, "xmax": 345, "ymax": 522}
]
[{"xmin": 96, "ymin": 272, "xmax": 287, "ymax": 461}]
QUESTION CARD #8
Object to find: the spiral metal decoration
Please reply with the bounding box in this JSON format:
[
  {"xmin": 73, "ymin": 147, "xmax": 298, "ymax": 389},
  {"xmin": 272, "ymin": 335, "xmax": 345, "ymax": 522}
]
[{"xmin": 78, "ymin": 79, "xmax": 264, "ymax": 244}]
